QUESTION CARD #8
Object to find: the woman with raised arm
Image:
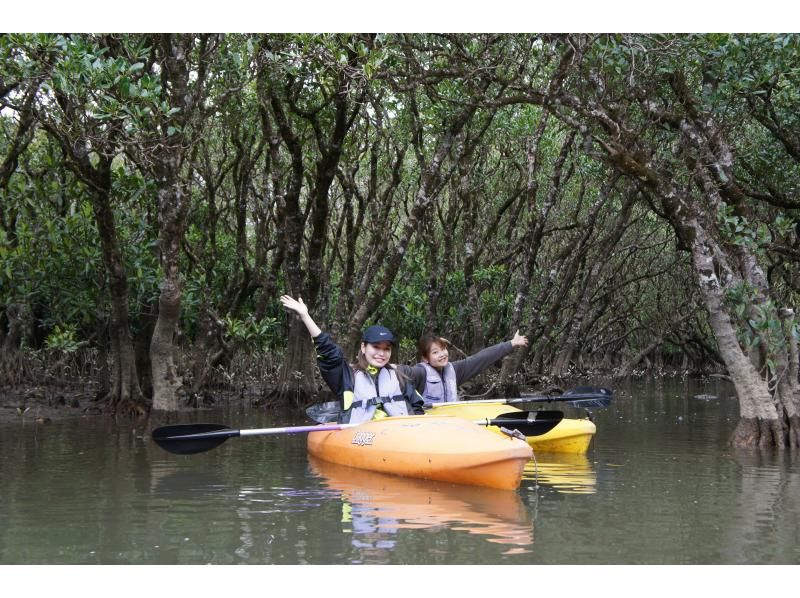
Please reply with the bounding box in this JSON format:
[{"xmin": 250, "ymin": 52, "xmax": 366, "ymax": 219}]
[
  {"xmin": 414, "ymin": 331, "xmax": 529, "ymax": 406},
  {"xmin": 279, "ymin": 295, "xmax": 424, "ymax": 424}
]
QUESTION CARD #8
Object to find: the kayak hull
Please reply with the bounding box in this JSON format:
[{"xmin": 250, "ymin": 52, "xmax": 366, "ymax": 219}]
[
  {"xmin": 426, "ymin": 402, "xmax": 596, "ymax": 454},
  {"xmin": 307, "ymin": 415, "xmax": 533, "ymax": 490}
]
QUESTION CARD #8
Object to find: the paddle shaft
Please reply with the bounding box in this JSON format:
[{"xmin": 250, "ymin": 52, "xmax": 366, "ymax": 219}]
[
  {"xmin": 447, "ymin": 395, "xmax": 606, "ymax": 406},
  {"xmin": 432, "ymin": 387, "xmax": 613, "ymax": 409},
  {"xmin": 178, "ymin": 423, "xmax": 356, "ymax": 441},
  {"xmin": 152, "ymin": 422, "xmax": 357, "ymax": 455},
  {"xmin": 153, "ymin": 411, "xmax": 559, "ymax": 455}
]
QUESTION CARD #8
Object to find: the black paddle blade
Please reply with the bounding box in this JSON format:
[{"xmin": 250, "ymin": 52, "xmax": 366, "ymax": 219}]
[
  {"xmin": 487, "ymin": 410, "xmax": 564, "ymax": 437},
  {"xmin": 305, "ymin": 401, "xmax": 341, "ymax": 424},
  {"xmin": 152, "ymin": 423, "xmax": 237, "ymax": 455}
]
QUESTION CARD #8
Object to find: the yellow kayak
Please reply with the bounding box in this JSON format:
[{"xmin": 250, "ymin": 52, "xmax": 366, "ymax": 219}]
[
  {"xmin": 426, "ymin": 402, "xmax": 596, "ymax": 454},
  {"xmin": 307, "ymin": 414, "xmax": 533, "ymax": 490}
]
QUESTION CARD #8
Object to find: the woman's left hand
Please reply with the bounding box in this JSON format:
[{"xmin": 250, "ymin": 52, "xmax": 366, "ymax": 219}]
[
  {"xmin": 280, "ymin": 295, "xmax": 308, "ymax": 317},
  {"xmin": 510, "ymin": 330, "xmax": 529, "ymax": 348}
]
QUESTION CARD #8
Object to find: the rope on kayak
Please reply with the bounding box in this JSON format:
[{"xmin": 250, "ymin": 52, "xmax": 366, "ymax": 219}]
[
  {"xmin": 499, "ymin": 426, "xmax": 526, "ymax": 441},
  {"xmin": 530, "ymin": 448, "xmax": 538, "ymax": 489}
]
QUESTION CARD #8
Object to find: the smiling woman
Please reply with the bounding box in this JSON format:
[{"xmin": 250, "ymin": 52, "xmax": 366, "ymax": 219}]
[
  {"xmin": 279, "ymin": 295, "xmax": 424, "ymax": 424},
  {"xmin": 414, "ymin": 331, "xmax": 529, "ymax": 405}
]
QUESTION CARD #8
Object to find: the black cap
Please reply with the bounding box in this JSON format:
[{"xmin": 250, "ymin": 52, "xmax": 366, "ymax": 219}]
[{"xmin": 361, "ymin": 325, "xmax": 397, "ymax": 345}]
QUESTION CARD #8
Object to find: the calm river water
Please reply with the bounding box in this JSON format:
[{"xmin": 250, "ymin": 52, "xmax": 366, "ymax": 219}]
[{"xmin": 1, "ymin": 378, "xmax": 799, "ymax": 566}]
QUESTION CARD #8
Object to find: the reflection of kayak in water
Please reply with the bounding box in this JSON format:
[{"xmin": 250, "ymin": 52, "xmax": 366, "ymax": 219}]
[
  {"xmin": 307, "ymin": 415, "xmax": 532, "ymax": 490},
  {"xmin": 309, "ymin": 456, "xmax": 534, "ymax": 548},
  {"xmin": 524, "ymin": 453, "xmax": 597, "ymax": 494},
  {"xmin": 426, "ymin": 402, "xmax": 596, "ymax": 454}
]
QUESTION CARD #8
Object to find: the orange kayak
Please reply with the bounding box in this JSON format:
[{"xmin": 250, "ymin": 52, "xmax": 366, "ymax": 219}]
[{"xmin": 307, "ymin": 415, "xmax": 533, "ymax": 490}]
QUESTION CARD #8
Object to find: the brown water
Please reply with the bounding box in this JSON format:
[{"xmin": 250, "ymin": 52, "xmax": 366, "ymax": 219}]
[{"xmin": 1, "ymin": 378, "xmax": 799, "ymax": 565}]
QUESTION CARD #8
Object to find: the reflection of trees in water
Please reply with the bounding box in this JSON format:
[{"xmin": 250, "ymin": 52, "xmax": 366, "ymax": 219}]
[
  {"xmin": 148, "ymin": 430, "xmax": 341, "ymax": 564},
  {"xmin": 148, "ymin": 459, "xmax": 236, "ymax": 563},
  {"xmin": 721, "ymin": 451, "xmax": 800, "ymax": 564},
  {"xmin": 310, "ymin": 457, "xmax": 535, "ymax": 561}
]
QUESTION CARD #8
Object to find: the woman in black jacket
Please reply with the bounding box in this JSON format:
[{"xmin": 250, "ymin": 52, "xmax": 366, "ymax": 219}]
[{"xmin": 280, "ymin": 295, "xmax": 423, "ymax": 424}]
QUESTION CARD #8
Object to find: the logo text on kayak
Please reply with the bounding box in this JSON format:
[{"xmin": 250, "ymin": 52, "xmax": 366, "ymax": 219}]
[{"xmin": 351, "ymin": 432, "xmax": 375, "ymax": 446}]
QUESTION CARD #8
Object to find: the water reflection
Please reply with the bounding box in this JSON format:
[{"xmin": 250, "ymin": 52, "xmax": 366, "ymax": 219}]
[
  {"xmin": 523, "ymin": 453, "xmax": 597, "ymax": 494},
  {"xmin": 4, "ymin": 377, "xmax": 800, "ymax": 564},
  {"xmin": 308, "ymin": 457, "xmax": 534, "ymax": 558},
  {"xmin": 150, "ymin": 465, "xmax": 228, "ymax": 498},
  {"xmin": 719, "ymin": 450, "xmax": 800, "ymax": 564}
]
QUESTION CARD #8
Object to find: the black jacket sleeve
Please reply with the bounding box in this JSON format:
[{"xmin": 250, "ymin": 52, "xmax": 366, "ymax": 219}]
[
  {"xmin": 396, "ymin": 363, "xmax": 428, "ymax": 394},
  {"xmin": 312, "ymin": 332, "xmax": 353, "ymax": 401}
]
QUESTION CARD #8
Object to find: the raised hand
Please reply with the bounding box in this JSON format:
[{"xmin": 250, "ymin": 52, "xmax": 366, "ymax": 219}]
[
  {"xmin": 279, "ymin": 294, "xmax": 321, "ymax": 338},
  {"xmin": 510, "ymin": 330, "xmax": 529, "ymax": 348},
  {"xmin": 280, "ymin": 295, "xmax": 308, "ymax": 317}
]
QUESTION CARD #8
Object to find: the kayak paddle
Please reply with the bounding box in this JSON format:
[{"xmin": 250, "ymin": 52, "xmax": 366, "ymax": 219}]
[
  {"xmin": 513, "ymin": 386, "xmax": 613, "ymax": 407},
  {"xmin": 152, "ymin": 422, "xmax": 354, "ymax": 455},
  {"xmin": 152, "ymin": 410, "xmax": 562, "ymax": 455},
  {"xmin": 306, "ymin": 386, "xmax": 612, "ymax": 424},
  {"xmin": 431, "ymin": 386, "xmax": 614, "ymax": 409}
]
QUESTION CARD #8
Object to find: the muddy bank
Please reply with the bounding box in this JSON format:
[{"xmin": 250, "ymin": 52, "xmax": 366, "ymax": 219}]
[
  {"xmin": 0, "ymin": 383, "xmax": 263, "ymax": 426},
  {"xmin": 0, "ymin": 383, "xmax": 100, "ymax": 425}
]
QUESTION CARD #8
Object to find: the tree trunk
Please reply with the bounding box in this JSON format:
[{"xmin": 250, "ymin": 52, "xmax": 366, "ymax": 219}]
[
  {"xmin": 775, "ymin": 310, "xmax": 800, "ymax": 448},
  {"xmin": 459, "ymin": 151, "xmax": 486, "ymax": 352},
  {"xmin": 552, "ymin": 183, "xmax": 630, "ymax": 377},
  {"xmin": 39, "ymin": 81, "xmax": 148, "ymax": 413},
  {"xmin": 688, "ymin": 223, "xmax": 782, "ymax": 448},
  {"xmin": 551, "ymin": 263, "xmax": 598, "ymax": 378},
  {"xmin": 150, "ymin": 179, "xmax": 189, "ymax": 412},
  {"xmin": 94, "ymin": 320, "xmax": 111, "ymax": 398},
  {"xmin": 0, "ymin": 302, "xmax": 33, "ymax": 386},
  {"xmin": 262, "ymin": 318, "xmax": 318, "ymax": 407},
  {"xmin": 497, "ymin": 125, "xmax": 571, "ymax": 394},
  {"xmin": 90, "ymin": 169, "xmax": 147, "ymax": 415},
  {"xmin": 144, "ymin": 33, "xmax": 215, "ymax": 411},
  {"xmin": 2, "ymin": 301, "xmax": 32, "ymax": 353},
  {"xmin": 150, "ymin": 277, "xmax": 184, "ymax": 411}
]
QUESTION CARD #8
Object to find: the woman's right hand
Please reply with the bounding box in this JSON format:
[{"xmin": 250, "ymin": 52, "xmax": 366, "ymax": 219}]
[{"xmin": 280, "ymin": 295, "xmax": 323, "ymax": 338}]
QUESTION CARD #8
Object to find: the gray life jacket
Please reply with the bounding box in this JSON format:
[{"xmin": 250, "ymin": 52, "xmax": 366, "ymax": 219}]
[
  {"xmin": 345, "ymin": 366, "xmax": 410, "ymax": 424},
  {"xmin": 420, "ymin": 362, "xmax": 459, "ymax": 405}
]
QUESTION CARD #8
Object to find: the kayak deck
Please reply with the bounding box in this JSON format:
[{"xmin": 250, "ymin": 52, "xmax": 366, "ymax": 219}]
[
  {"xmin": 426, "ymin": 402, "xmax": 596, "ymax": 454},
  {"xmin": 307, "ymin": 415, "xmax": 533, "ymax": 490}
]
